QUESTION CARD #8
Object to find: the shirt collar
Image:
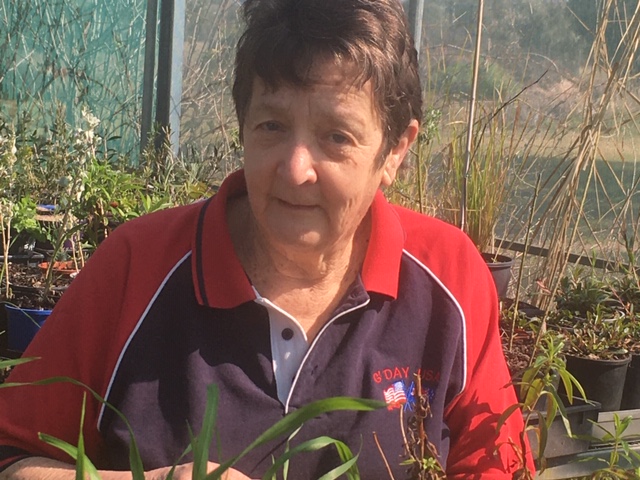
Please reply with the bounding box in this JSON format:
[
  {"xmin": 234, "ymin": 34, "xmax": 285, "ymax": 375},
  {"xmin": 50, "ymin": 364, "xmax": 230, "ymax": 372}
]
[{"xmin": 192, "ymin": 169, "xmax": 405, "ymax": 308}]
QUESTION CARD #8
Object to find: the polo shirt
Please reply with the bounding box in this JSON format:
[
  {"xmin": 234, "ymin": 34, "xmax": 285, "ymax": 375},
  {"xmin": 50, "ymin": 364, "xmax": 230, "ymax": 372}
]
[{"xmin": 0, "ymin": 169, "xmax": 532, "ymax": 478}]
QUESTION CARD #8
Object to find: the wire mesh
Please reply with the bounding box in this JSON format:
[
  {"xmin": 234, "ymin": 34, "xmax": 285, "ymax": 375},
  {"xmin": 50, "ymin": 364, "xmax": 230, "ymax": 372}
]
[{"xmin": 0, "ymin": 0, "xmax": 147, "ymax": 158}]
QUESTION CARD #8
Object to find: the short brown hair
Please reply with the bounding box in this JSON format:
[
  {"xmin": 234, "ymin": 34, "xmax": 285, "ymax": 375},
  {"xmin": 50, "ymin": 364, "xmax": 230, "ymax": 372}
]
[{"xmin": 232, "ymin": 0, "xmax": 422, "ymax": 160}]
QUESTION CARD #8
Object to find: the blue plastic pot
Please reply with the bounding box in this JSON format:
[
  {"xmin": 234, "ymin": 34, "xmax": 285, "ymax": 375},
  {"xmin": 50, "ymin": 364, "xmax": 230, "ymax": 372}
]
[{"xmin": 4, "ymin": 304, "xmax": 51, "ymax": 352}]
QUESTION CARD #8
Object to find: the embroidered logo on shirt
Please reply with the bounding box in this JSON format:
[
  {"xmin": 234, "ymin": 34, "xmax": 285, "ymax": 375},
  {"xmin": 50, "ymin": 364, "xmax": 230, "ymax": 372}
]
[
  {"xmin": 383, "ymin": 381, "xmax": 408, "ymax": 409},
  {"xmin": 372, "ymin": 367, "xmax": 440, "ymax": 384},
  {"xmin": 375, "ymin": 367, "xmax": 439, "ymax": 411},
  {"xmin": 383, "ymin": 380, "xmax": 436, "ymax": 411}
]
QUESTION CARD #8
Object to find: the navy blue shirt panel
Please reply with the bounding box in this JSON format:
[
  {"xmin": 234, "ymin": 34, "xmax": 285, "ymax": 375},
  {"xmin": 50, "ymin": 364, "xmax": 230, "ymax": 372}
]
[{"xmin": 99, "ymin": 252, "xmax": 465, "ymax": 478}]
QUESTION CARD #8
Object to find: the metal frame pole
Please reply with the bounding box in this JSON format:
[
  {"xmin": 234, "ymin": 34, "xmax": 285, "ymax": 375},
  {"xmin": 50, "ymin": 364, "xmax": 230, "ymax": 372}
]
[
  {"xmin": 154, "ymin": 0, "xmax": 184, "ymax": 155},
  {"xmin": 140, "ymin": 0, "xmax": 158, "ymax": 154},
  {"xmin": 407, "ymin": 0, "xmax": 425, "ymax": 63}
]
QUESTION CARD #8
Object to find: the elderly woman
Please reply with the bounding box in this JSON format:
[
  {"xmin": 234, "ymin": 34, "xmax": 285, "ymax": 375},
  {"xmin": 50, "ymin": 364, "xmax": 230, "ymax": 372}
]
[{"xmin": 0, "ymin": 0, "xmax": 531, "ymax": 478}]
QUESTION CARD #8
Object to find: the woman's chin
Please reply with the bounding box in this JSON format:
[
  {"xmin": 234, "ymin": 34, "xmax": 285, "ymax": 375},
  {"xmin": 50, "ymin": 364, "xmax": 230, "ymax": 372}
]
[{"xmin": 265, "ymin": 229, "xmax": 326, "ymax": 253}]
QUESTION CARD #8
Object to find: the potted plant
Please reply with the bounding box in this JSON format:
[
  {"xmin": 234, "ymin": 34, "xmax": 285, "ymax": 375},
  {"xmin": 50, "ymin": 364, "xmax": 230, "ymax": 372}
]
[
  {"xmin": 621, "ymin": 311, "xmax": 640, "ymax": 410},
  {"xmin": 436, "ymin": 104, "xmax": 532, "ymax": 298},
  {"xmin": 499, "ymin": 328, "xmax": 593, "ymax": 474},
  {"xmin": 610, "ymin": 273, "xmax": 640, "ymax": 409},
  {"xmin": 1, "ymin": 108, "xmax": 209, "ymax": 354},
  {"xmin": 550, "ymin": 270, "xmax": 640, "ymax": 411},
  {"xmin": 555, "ymin": 307, "xmax": 631, "ymax": 412},
  {"xmin": 0, "ymin": 109, "xmax": 104, "ymax": 353},
  {"xmin": 554, "ymin": 270, "xmax": 617, "ymax": 318}
]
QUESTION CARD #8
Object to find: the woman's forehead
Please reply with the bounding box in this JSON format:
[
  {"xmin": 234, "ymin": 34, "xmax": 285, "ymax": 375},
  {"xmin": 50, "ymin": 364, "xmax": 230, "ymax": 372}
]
[
  {"xmin": 251, "ymin": 69, "xmax": 375, "ymax": 113},
  {"xmin": 258, "ymin": 55, "xmax": 369, "ymax": 92}
]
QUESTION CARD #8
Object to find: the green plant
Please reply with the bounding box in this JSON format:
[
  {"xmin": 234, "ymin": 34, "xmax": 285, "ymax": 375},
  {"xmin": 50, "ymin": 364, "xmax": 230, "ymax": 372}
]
[
  {"xmin": 498, "ymin": 331, "xmax": 587, "ymax": 475},
  {"xmin": 613, "ymin": 274, "xmax": 640, "ymax": 315},
  {"xmin": 555, "ymin": 270, "xmax": 616, "ymax": 318},
  {"xmin": 70, "ymin": 157, "xmax": 141, "ymax": 248},
  {"xmin": 0, "ymin": 123, "xmax": 48, "ymax": 298},
  {"xmin": 437, "ymin": 103, "xmax": 533, "ymax": 253},
  {"xmin": 562, "ymin": 307, "xmax": 630, "ymax": 361},
  {"xmin": 387, "ymin": 108, "xmax": 442, "ymax": 215},
  {"xmin": 578, "ymin": 413, "xmax": 640, "ymax": 479},
  {"xmin": 551, "ymin": 271, "xmax": 640, "ymax": 357},
  {"xmin": 138, "ymin": 129, "xmax": 220, "ymax": 210},
  {"xmin": 18, "ymin": 378, "xmax": 385, "ymax": 480},
  {"xmin": 0, "ymin": 122, "xmax": 19, "ymax": 297}
]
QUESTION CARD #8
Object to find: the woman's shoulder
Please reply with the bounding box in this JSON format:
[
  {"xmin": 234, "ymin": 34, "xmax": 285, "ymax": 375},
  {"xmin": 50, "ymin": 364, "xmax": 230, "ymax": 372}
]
[
  {"xmin": 391, "ymin": 203, "xmax": 478, "ymax": 254},
  {"xmin": 89, "ymin": 199, "xmax": 209, "ymax": 268}
]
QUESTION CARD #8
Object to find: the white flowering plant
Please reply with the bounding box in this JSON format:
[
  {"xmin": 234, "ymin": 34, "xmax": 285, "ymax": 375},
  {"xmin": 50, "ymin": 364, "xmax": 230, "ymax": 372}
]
[{"xmin": 0, "ymin": 108, "xmax": 102, "ymax": 301}]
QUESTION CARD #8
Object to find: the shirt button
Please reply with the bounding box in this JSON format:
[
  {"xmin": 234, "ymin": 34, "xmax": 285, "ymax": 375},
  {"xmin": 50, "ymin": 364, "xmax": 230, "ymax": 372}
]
[{"xmin": 281, "ymin": 328, "xmax": 294, "ymax": 340}]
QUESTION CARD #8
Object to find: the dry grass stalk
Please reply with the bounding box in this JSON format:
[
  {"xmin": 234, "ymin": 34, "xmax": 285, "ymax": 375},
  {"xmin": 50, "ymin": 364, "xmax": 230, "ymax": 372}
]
[{"xmin": 534, "ymin": 0, "xmax": 640, "ymax": 309}]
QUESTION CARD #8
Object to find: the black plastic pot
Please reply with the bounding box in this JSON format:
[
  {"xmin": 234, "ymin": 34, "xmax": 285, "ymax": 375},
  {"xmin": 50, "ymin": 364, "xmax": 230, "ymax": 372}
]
[
  {"xmin": 482, "ymin": 252, "xmax": 514, "ymax": 298},
  {"xmin": 565, "ymin": 354, "xmax": 631, "ymax": 412},
  {"xmin": 621, "ymin": 353, "xmax": 640, "ymax": 410},
  {"xmin": 0, "ymin": 253, "xmax": 45, "ymax": 265}
]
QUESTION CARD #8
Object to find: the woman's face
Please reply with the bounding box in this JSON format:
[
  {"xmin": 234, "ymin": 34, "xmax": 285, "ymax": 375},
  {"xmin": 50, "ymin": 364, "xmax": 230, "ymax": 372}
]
[{"xmin": 241, "ymin": 60, "xmax": 415, "ymax": 257}]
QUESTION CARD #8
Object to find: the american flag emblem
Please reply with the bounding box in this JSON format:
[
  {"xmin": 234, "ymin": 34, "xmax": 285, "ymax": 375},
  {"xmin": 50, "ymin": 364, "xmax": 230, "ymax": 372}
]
[{"xmin": 383, "ymin": 381, "xmax": 407, "ymax": 410}]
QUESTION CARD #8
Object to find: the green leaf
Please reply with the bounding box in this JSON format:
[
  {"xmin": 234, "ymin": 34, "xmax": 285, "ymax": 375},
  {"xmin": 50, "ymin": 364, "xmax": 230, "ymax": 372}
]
[
  {"xmin": 316, "ymin": 455, "xmax": 360, "ymax": 480},
  {"xmin": 537, "ymin": 417, "xmax": 548, "ymax": 461},
  {"xmin": 39, "ymin": 393, "xmax": 102, "ymax": 480},
  {"xmin": 207, "ymin": 397, "xmax": 384, "ymax": 479},
  {"xmin": 192, "ymin": 385, "xmax": 219, "ymax": 479},
  {"xmin": 496, "ymin": 403, "xmax": 522, "ymax": 432},
  {"xmin": 262, "ymin": 436, "xmax": 348, "ymax": 479},
  {"xmin": 128, "ymin": 433, "xmax": 146, "ymax": 480},
  {"xmin": 333, "ymin": 439, "xmax": 361, "ymax": 480},
  {"xmin": 75, "ymin": 395, "xmax": 88, "ymax": 480},
  {"xmin": 38, "ymin": 434, "xmax": 100, "ymax": 479},
  {"xmin": 524, "ymin": 378, "xmax": 544, "ymax": 408},
  {"xmin": 4, "ymin": 375, "xmax": 147, "ymax": 479},
  {"xmin": 0, "ymin": 356, "xmax": 39, "ymax": 369}
]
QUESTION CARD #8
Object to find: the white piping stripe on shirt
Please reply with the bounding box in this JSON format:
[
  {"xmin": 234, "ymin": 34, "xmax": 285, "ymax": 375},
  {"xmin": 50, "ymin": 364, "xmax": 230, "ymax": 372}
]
[
  {"xmin": 284, "ymin": 297, "xmax": 371, "ymax": 413},
  {"xmin": 96, "ymin": 251, "xmax": 193, "ymax": 430},
  {"xmin": 401, "ymin": 249, "xmax": 468, "ymax": 397}
]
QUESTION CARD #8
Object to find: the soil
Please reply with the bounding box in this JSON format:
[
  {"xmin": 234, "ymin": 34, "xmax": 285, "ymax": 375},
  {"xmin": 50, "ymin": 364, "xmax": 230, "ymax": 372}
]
[
  {"xmin": 499, "ymin": 301, "xmax": 539, "ymax": 380},
  {"xmin": 1, "ymin": 262, "xmax": 75, "ymax": 309},
  {"xmin": 501, "ymin": 323, "xmax": 536, "ymax": 380}
]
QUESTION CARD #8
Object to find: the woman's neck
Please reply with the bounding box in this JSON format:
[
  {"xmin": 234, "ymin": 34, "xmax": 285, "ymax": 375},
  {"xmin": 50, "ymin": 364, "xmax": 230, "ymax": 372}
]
[{"xmin": 227, "ymin": 196, "xmax": 369, "ymax": 336}]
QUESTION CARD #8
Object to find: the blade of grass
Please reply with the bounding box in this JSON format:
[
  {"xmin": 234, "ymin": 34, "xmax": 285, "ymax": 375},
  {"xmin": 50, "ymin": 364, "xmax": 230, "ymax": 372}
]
[
  {"xmin": 191, "ymin": 384, "xmax": 219, "ymax": 479},
  {"xmin": 38, "ymin": 433, "xmax": 101, "ymax": 480},
  {"xmin": 38, "ymin": 394, "xmax": 100, "ymax": 480},
  {"xmin": 207, "ymin": 397, "xmax": 384, "ymax": 479},
  {"xmin": 262, "ymin": 436, "xmax": 358, "ymax": 480},
  {"xmin": 1, "ymin": 375, "xmax": 146, "ymax": 478},
  {"xmin": 316, "ymin": 455, "xmax": 360, "ymax": 480}
]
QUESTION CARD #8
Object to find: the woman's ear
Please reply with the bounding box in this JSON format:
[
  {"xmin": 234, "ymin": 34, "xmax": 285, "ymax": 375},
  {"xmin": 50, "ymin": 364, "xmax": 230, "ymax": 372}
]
[{"xmin": 381, "ymin": 119, "xmax": 420, "ymax": 187}]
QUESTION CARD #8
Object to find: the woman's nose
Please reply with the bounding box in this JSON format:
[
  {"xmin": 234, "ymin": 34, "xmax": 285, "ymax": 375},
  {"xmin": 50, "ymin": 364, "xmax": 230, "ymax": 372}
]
[{"xmin": 278, "ymin": 141, "xmax": 318, "ymax": 185}]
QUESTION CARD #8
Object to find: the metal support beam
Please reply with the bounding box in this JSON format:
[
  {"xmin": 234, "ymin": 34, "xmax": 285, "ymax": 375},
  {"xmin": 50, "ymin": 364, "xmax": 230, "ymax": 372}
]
[
  {"xmin": 140, "ymin": 0, "xmax": 158, "ymax": 154},
  {"xmin": 407, "ymin": 0, "xmax": 425, "ymax": 62},
  {"xmin": 154, "ymin": 0, "xmax": 185, "ymax": 155}
]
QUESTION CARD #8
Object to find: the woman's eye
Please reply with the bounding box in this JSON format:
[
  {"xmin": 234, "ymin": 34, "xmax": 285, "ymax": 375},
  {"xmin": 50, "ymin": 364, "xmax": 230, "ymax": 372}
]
[
  {"xmin": 260, "ymin": 121, "xmax": 281, "ymax": 132},
  {"xmin": 330, "ymin": 133, "xmax": 350, "ymax": 145}
]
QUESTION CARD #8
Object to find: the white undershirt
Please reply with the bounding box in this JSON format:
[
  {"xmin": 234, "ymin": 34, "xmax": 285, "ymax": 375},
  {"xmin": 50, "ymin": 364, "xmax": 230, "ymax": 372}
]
[{"xmin": 253, "ymin": 288, "xmax": 310, "ymax": 404}]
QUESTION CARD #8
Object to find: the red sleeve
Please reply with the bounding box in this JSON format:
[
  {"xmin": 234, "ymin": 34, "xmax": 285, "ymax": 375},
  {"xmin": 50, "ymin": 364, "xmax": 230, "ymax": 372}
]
[
  {"xmin": 0, "ymin": 231, "xmax": 132, "ymax": 467},
  {"xmin": 444, "ymin": 255, "xmax": 535, "ymax": 478},
  {"xmin": 0, "ymin": 204, "xmax": 198, "ymax": 469},
  {"xmin": 398, "ymin": 208, "xmax": 535, "ymax": 478}
]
